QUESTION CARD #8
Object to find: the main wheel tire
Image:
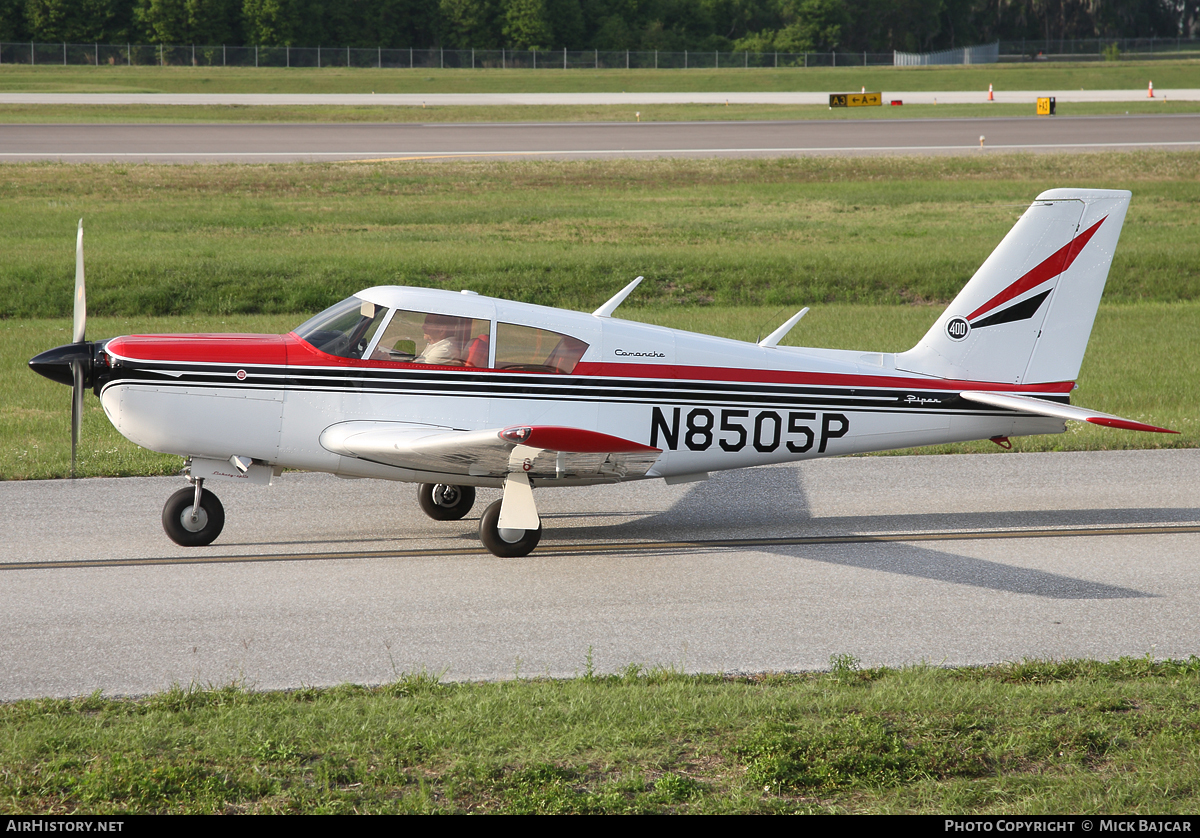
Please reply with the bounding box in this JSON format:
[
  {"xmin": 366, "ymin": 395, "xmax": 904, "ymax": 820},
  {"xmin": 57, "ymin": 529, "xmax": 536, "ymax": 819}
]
[
  {"xmin": 478, "ymin": 499, "xmax": 542, "ymax": 558},
  {"xmin": 162, "ymin": 486, "xmax": 225, "ymax": 547},
  {"xmin": 418, "ymin": 483, "xmax": 476, "ymax": 521}
]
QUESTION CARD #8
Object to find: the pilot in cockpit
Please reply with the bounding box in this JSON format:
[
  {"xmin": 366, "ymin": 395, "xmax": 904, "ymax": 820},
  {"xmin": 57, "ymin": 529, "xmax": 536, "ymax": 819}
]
[{"xmin": 414, "ymin": 313, "xmax": 469, "ymax": 365}]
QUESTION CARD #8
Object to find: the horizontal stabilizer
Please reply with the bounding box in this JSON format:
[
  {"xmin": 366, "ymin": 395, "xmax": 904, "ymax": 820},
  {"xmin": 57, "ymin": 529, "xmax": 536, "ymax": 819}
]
[{"xmin": 960, "ymin": 391, "xmax": 1177, "ymax": 434}]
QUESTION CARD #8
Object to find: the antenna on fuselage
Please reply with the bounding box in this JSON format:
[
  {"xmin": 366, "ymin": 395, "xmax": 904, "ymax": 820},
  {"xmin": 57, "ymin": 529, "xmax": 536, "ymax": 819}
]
[
  {"xmin": 592, "ymin": 276, "xmax": 643, "ymax": 318},
  {"xmin": 758, "ymin": 307, "xmax": 809, "ymax": 348}
]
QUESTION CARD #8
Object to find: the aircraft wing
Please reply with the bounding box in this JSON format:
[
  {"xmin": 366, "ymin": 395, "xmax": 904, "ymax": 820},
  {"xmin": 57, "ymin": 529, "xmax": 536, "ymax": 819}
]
[
  {"xmin": 959, "ymin": 391, "xmax": 1177, "ymax": 434},
  {"xmin": 320, "ymin": 421, "xmax": 663, "ymax": 481}
]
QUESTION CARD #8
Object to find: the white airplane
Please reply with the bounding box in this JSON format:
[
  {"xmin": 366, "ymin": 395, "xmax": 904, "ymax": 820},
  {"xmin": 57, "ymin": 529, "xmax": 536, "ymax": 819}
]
[{"xmin": 30, "ymin": 188, "xmax": 1175, "ymax": 556}]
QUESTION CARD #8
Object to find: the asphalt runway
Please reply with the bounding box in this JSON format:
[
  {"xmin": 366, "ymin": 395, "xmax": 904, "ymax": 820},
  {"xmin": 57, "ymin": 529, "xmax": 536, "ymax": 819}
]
[
  {"xmin": 2, "ymin": 113, "xmax": 1197, "ymax": 162},
  {"xmin": 2, "ymin": 449, "xmax": 1197, "ymax": 699}
]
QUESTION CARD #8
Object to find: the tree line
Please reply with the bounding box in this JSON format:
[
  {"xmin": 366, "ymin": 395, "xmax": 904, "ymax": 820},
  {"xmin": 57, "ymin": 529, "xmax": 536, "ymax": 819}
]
[{"xmin": 0, "ymin": 0, "xmax": 1193, "ymax": 55}]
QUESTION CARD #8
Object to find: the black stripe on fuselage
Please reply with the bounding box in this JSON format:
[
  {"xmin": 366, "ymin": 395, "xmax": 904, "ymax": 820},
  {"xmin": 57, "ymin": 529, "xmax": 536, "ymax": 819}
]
[{"xmin": 100, "ymin": 361, "xmax": 1070, "ymax": 417}]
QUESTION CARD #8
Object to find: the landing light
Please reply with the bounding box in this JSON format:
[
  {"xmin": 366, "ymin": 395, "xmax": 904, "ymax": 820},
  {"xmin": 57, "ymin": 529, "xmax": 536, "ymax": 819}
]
[{"xmin": 500, "ymin": 427, "xmax": 533, "ymax": 444}]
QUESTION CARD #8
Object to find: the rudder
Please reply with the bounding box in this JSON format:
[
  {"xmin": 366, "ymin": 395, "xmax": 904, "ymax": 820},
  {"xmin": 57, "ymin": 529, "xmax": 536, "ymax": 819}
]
[{"xmin": 896, "ymin": 189, "xmax": 1130, "ymax": 385}]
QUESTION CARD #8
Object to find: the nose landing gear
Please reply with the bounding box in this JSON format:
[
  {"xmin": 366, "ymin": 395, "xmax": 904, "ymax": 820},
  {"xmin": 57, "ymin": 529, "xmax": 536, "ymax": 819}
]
[{"xmin": 162, "ymin": 479, "xmax": 225, "ymax": 547}]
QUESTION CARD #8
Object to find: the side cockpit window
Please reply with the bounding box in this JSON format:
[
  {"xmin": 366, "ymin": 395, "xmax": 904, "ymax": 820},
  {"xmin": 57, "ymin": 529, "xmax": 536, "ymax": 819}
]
[
  {"xmin": 294, "ymin": 298, "xmax": 389, "ymax": 360},
  {"xmin": 494, "ymin": 323, "xmax": 589, "ymax": 374},
  {"xmin": 369, "ymin": 310, "xmax": 491, "ymax": 367},
  {"xmin": 296, "ymin": 299, "xmax": 589, "ymax": 373}
]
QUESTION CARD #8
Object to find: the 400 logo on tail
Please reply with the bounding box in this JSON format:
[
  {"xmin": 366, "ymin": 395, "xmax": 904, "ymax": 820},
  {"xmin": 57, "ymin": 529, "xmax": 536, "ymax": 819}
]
[{"xmin": 30, "ymin": 189, "xmax": 1176, "ymax": 557}]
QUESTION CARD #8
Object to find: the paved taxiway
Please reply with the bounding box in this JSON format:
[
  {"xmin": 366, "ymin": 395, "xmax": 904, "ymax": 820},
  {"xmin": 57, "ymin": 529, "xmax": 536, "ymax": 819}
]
[
  {"xmin": 2, "ymin": 113, "xmax": 1197, "ymax": 162},
  {"xmin": 2, "ymin": 449, "xmax": 1197, "ymax": 699}
]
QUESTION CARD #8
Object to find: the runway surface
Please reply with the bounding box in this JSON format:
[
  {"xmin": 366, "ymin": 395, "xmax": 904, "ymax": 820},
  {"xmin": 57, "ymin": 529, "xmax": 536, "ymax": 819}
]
[
  {"xmin": 2, "ymin": 113, "xmax": 1196, "ymax": 162},
  {"xmin": 2, "ymin": 449, "xmax": 1197, "ymax": 699}
]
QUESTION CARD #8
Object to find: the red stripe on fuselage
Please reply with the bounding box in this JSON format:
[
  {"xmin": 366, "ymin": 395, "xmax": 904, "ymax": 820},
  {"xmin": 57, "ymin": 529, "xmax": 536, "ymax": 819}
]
[
  {"xmin": 967, "ymin": 216, "xmax": 1106, "ymax": 322},
  {"xmin": 569, "ymin": 363, "xmax": 1074, "ymax": 394},
  {"xmin": 106, "ymin": 332, "xmax": 1075, "ymax": 395},
  {"xmin": 105, "ymin": 334, "xmax": 287, "ymax": 365}
]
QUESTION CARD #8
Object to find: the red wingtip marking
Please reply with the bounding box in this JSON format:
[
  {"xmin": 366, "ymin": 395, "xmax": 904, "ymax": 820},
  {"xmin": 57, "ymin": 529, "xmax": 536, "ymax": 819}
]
[
  {"xmin": 1086, "ymin": 417, "xmax": 1179, "ymax": 434},
  {"xmin": 968, "ymin": 215, "xmax": 1107, "ymax": 322}
]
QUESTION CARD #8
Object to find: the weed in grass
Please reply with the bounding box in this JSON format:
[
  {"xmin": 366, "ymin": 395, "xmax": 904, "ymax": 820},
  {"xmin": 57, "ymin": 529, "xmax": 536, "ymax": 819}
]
[
  {"xmin": 739, "ymin": 712, "xmax": 992, "ymax": 795},
  {"xmin": 499, "ymin": 763, "xmax": 588, "ymax": 814},
  {"xmin": 380, "ymin": 669, "xmax": 446, "ymax": 698},
  {"xmin": 143, "ymin": 682, "xmax": 253, "ymax": 713},
  {"xmin": 653, "ymin": 771, "xmax": 705, "ymax": 802},
  {"xmin": 829, "ymin": 653, "xmax": 860, "ymax": 683},
  {"xmin": 253, "ymin": 738, "xmax": 303, "ymax": 763}
]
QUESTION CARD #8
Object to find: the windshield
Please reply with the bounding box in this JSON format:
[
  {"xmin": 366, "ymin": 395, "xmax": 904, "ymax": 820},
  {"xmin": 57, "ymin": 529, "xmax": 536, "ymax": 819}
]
[{"xmin": 294, "ymin": 297, "xmax": 389, "ymax": 359}]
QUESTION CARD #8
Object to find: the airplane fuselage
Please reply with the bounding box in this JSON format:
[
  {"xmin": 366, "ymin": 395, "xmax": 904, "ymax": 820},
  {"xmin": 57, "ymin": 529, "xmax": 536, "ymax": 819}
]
[{"xmin": 97, "ymin": 286, "xmax": 1067, "ymax": 488}]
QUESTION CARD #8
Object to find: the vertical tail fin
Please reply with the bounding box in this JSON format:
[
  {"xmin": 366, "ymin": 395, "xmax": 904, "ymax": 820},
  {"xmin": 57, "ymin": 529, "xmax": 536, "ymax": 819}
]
[{"xmin": 896, "ymin": 189, "xmax": 1130, "ymax": 385}]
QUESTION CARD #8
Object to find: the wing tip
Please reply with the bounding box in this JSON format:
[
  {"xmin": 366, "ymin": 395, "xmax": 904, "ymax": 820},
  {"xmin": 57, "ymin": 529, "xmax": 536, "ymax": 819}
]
[{"xmin": 1085, "ymin": 417, "xmax": 1179, "ymax": 434}]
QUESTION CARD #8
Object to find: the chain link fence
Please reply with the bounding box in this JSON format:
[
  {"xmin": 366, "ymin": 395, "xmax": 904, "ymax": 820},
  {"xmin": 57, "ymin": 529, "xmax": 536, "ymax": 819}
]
[
  {"xmin": 0, "ymin": 44, "xmax": 929, "ymax": 69},
  {"xmin": 0, "ymin": 40, "xmax": 1194, "ymax": 68},
  {"xmin": 999, "ymin": 36, "xmax": 1200, "ymax": 60}
]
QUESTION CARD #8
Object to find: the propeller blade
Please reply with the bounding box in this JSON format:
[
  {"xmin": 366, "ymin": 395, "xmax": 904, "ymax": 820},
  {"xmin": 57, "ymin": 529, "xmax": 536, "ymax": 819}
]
[
  {"xmin": 71, "ymin": 359, "xmax": 84, "ymax": 479},
  {"xmin": 73, "ymin": 218, "xmax": 86, "ymax": 344}
]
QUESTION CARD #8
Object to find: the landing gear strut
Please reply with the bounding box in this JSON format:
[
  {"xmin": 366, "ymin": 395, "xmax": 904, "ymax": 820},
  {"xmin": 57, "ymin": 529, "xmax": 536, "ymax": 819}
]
[{"xmin": 162, "ymin": 479, "xmax": 225, "ymax": 547}]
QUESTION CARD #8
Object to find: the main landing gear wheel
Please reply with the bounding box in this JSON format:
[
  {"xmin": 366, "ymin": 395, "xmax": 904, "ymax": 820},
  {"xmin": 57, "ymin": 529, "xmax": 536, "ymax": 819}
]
[
  {"xmin": 417, "ymin": 483, "xmax": 477, "ymax": 521},
  {"xmin": 479, "ymin": 499, "xmax": 542, "ymax": 558},
  {"xmin": 162, "ymin": 486, "xmax": 225, "ymax": 547}
]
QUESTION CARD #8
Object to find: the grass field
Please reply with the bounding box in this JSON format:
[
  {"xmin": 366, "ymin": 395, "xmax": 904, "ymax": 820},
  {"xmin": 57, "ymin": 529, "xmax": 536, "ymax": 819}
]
[
  {"xmin": 4, "ymin": 154, "xmax": 1197, "ymax": 320},
  {"xmin": 5, "ymin": 658, "xmax": 1200, "ymax": 814},
  {"xmin": 1, "ymin": 60, "xmax": 1196, "ymax": 94},
  {"xmin": 4, "ymin": 152, "xmax": 1196, "ymax": 478}
]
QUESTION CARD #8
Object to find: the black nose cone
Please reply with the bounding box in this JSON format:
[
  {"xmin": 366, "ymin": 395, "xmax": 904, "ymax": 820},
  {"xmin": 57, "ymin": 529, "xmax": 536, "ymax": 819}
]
[{"xmin": 29, "ymin": 343, "xmax": 93, "ymax": 387}]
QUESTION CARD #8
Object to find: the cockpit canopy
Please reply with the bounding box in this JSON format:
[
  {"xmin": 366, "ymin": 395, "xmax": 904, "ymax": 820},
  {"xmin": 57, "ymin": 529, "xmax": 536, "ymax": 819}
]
[{"xmin": 293, "ymin": 296, "xmax": 589, "ymax": 374}]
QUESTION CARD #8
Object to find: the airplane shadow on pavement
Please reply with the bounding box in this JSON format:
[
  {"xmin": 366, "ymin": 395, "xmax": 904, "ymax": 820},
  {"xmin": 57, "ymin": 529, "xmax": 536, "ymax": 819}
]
[{"xmin": 548, "ymin": 467, "xmax": 1181, "ymax": 601}]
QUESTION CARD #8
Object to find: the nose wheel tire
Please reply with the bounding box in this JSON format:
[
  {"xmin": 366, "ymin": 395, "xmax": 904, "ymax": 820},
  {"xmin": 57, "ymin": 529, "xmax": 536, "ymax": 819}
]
[
  {"xmin": 162, "ymin": 486, "xmax": 225, "ymax": 547},
  {"xmin": 418, "ymin": 483, "xmax": 476, "ymax": 521},
  {"xmin": 478, "ymin": 499, "xmax": 542, "ymax": 557}
]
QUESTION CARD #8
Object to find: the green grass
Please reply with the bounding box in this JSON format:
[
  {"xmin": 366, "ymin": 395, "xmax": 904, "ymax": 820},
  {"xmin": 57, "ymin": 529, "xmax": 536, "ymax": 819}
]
[
  {"xmin": 2, "ymin": 98, "xmax": 1197, "ymax": 123},
  {"xmin": 0, "ymin": 60, "xmax": 1196, "ymax": 95},
  {"xmin": 4, "ymin": 658, "xmax": 1200, "ymax": 813},
  {"xmin": 3, "ymin": 152, "xmax": 1195, "ymax": 478},
  {"xmin": 2, "ymin": 154, "xmax": 1197, "ymax": 321}
]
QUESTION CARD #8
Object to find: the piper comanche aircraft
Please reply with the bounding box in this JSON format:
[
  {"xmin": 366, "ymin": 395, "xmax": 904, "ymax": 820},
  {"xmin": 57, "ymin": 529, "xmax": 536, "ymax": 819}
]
[{"xmin": 30, "ymin": 189, "xmax": 1175, "ymax": 557}]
